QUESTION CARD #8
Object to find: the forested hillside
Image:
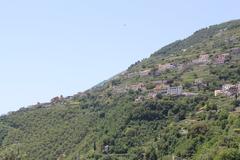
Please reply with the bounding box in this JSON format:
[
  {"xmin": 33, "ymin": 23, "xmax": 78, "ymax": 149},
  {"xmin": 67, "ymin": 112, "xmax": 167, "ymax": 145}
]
[{"xmin": 1, "ymin": 20, "xmax": 240, "ymax": 160}]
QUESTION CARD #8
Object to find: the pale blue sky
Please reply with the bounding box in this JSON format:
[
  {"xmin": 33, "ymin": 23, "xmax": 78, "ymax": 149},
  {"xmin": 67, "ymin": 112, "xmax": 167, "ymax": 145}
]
[{"xmin": 0, "ymin": 0, "xmax": 240, "ymax": 115}]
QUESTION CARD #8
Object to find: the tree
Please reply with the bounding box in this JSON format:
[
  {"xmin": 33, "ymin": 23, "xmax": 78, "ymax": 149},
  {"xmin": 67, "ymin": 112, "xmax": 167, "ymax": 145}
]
[
  {"xmin": 214, "ymin": 148, "xmax": 240, "ymax": 160},
  {"xmin": 145, "ymin": 148, "xmax": 157, "ymax": 160},
  {"xmin": 94, "ymin": 141, "xmax": 96, "ymax": 151}
]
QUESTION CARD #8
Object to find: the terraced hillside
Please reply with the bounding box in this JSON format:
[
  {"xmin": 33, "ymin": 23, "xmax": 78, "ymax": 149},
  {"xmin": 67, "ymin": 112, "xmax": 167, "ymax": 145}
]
[{"xmin": 1, "ymin": 20, "xmax": 240, "ymax": 160}]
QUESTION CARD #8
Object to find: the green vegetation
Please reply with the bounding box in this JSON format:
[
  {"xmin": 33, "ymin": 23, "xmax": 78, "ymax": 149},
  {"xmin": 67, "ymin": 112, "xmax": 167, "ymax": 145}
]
[{"xmin": 1, "ymin": 19, "xmax": 240, "ymax": 160}]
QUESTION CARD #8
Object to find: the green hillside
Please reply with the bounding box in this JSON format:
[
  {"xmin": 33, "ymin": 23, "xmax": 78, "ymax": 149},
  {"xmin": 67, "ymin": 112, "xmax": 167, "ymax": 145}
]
[{"xmin": 1, "ymin": 20, "xmax": 240, "ymax": 160}]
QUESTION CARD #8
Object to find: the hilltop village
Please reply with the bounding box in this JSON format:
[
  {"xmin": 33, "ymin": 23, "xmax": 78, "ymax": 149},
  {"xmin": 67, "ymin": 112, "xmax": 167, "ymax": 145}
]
[{"xmin": 106, "ymin": 47, "xmax": 240, "ymax": 103}]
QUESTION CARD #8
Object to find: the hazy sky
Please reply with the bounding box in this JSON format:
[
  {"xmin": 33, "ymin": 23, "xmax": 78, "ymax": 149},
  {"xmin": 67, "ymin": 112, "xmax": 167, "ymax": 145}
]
[{"xmin": 0, "ymin": 0, "xmax": 240, "ymax": 115}]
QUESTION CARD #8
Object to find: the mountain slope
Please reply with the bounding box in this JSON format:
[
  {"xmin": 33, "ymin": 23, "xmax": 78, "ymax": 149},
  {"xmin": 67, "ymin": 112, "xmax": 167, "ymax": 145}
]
[{"xmin": 1, "ymin": 20, "xmax": 240, "ymax": 160}]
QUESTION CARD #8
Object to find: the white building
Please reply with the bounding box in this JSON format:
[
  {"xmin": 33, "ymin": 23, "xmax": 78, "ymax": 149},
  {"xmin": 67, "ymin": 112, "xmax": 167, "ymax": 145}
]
[
  {"xmin": 214, "ymin": 90, "xmax": 224, "ymax": 96},
  {"xmin": 222, "ymin": 84, "xmax": 235, "ymax": 91},
  {"xmin": 167, "ymin": 86, "xmax": 183, "ymax": 95}
]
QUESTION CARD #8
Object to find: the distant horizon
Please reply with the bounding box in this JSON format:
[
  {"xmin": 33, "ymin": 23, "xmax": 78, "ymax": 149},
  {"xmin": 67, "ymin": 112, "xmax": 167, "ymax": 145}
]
[{"xmin": 1, "ymin": 0, "xmax": 240, "ymax": 115}]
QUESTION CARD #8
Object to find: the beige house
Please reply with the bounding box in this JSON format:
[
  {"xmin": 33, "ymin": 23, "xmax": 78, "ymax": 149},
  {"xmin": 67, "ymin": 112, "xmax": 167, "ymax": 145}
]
[
  {"xmin": 128, "ymin": 83, "xmax": 146, "ymax": 91},
  {"xmin": 154, "ymin": 84, "xmax": 169, "ymax": 92},
  {"xmin": 215, "ymin": 83, "xmax": 240, "ymax": 97},
  {"xmin": 214, "ymin": 90, "xmax": 224, "ymax": 96},
  {"xmin": 192, "ymin": 54, "xmax": 210, "ymax": 64},
  {"xmin": 158, "ymin": 63, "xmax": 176, "ymax": 71},
  {"xmin": 214, "ymin": 53, "xmax": 230, "ymax": 64}
]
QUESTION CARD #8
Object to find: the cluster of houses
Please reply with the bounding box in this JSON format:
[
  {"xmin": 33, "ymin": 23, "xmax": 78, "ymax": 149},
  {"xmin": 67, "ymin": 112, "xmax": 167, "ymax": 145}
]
[
  {"xmin": 110, "ymin": 80, "xmax": 189, "ymax": 102},
  {"xmin": 110, "ymin": 74, "xmax": 205, "ymax": 102},
  {"xmin": 189, "ymin": 52, "xmax": 232, "ymax": 65},
  {"xmin": 148, "ymin": 85, "xmax": 197, "ymax": 99},
  {"xmin": 125, "ymin": 63, "xmax": 177, "ymax": 79},
  {"xmin": 111, "ymin": 49, "xmax": 240, "ymax": 101},
  {"xmin": 134, "ymin": 82, "xmax": 198, "ymax": 103},
  {"xmin": 126, "ymin": 69, "xmax": 156, "ymax": 78},
  {"xmin": 33, "ymin": 95, "xmax": 65, "ymax": 108},
  {"xmin": 51, "ymin": 95, "xmax": 65, "ymax": 104},
  {"xmin": 33, "ymin": 92, "xmax": 89, "ymax": 108},
  {"xmin": 125, "ymin": 49, "xmax": 238, "ymax": 80},
  {"xmin": 132, "ymin": 45, "xmax": 240, "ymax": 79},
  {"xmin": 192, "ymin": 54, "xmax": 210, "ymax": 64},
  {"xmin": 111, "ymin": 83, "xmax": 148, "ymax": 94},
  {"xmin": 215, "ymin": 83, "xmax": 240, "ymax": 97}
]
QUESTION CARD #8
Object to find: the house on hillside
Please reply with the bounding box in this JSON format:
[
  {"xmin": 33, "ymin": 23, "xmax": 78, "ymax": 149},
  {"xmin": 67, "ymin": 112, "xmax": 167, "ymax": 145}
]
[
  {"xmin": 192, "ymin": 54, "xmax": 210, "ymax": 64},
  {"xmin": 154, "ymin": 84, "xmax": 169, "ymax": 92},
  {"xmin": 215, "ymin": 83, "xmax": 240, "ymax": 97},
  {"xmin": 158, "ymin": 63, "xmax": 176, "ymax": 72},
  {"xmin": 51, "ymin": 95, "xmax": 64, "ymax": 104},
  {"xmin": 214, "ymin": 90, "xmax": 224, "ymax": 96},
  {"xmin": 231, "ymin": 47, "xmax": 240, "ymax": 54},
  {"xmin": 222, "ymin": 84, "xmax": 238, "ymax": 96},
  {"xmin": 228, "ymin": 86, "xmax": 239, "ymax": 96},
  {"xmin": 214, "ymin": 53, "xmax": 230, "ymax": 64},
  {"xmin": 167, "ymin": 86, "xmax": 183, "ymax": 95},
  {"xmin": 222, "ymin": 84, "xmax": 235, "ymax": 91},
  {"xmin": 51, "ymin": 96, "xmax": 60, "ymax": 104},
  {"xmin": 128, "ymin": 83, "xmax": 146, "ymax": 92}
]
